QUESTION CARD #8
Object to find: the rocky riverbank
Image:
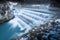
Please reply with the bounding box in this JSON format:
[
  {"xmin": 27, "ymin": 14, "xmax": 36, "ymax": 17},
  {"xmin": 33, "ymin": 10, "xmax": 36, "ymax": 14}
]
[{"xmin": 11, "ymin": 19, "xmax": 60, "ymax": 40}]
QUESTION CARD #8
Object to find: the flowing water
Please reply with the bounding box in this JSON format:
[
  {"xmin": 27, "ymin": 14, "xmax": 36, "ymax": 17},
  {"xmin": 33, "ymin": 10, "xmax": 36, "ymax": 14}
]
[{"xmin": 0, "ymin": 4, "xmax": 60, "ymax": 40}]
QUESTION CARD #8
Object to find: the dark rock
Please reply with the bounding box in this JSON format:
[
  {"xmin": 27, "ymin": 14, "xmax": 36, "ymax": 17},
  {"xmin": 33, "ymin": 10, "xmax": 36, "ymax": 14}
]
[{"xmin": 37, "ymin": 33, "xmax": 42, "ymax": 40}]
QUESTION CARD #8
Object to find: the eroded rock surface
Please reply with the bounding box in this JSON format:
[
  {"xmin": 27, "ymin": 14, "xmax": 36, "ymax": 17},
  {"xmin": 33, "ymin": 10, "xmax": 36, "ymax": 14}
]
[{"xmin": 0, "ymin": 3, "xmax": 14, "ymax": 23}]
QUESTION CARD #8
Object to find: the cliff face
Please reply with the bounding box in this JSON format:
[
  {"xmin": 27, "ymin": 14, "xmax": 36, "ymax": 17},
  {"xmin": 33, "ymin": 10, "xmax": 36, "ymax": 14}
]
[{"xmin": 0, "ymin": 3, "xmax": 14, "ymax": 23}]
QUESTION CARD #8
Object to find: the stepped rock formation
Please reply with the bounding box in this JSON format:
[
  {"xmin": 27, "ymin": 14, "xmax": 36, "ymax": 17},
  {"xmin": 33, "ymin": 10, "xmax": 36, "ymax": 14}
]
[
  {"xmin": 11, "ymin": 19, "xmax": 60, "ymax": 40},
  {"xmin": 0, "ymin": 1, "xmax": 60, "ymax": 40}
]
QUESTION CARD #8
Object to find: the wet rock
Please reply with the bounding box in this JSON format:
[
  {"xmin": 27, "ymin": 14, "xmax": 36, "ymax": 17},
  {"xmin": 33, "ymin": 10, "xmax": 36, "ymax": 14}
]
[
  {"xmin": 11, "ymin": 19, "xmax": 60, "ymax": 40},
  {"xmin": 37, "ymin": 33, "xmax": 42, "ymax": 40},
  {"xmin": 0, "ymin": 3, "xmax": 14, "ymax": 23}
]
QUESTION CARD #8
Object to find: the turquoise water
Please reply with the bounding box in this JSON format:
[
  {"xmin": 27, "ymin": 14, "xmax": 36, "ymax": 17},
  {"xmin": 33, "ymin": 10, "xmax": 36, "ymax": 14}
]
[
  {"xmin": 0, "ymin": 20, "xmax": 26, "ymax": 40},
  {"xmin": 0, "ymin": 21, "xmax": 19, "ymax": 40},
  {"xmin": 0, "ymin": 22, "xmax": 16, "ymax": 40}
]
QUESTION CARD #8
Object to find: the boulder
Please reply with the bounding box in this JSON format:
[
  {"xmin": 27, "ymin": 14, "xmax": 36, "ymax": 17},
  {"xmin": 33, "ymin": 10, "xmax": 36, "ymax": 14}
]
[{"xmin": 0, "ymin": 3, "xmax": 14, "ymax": 23}]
